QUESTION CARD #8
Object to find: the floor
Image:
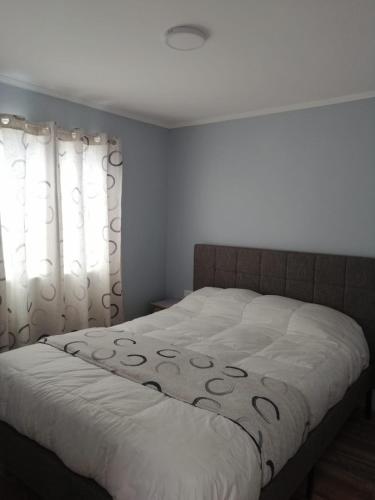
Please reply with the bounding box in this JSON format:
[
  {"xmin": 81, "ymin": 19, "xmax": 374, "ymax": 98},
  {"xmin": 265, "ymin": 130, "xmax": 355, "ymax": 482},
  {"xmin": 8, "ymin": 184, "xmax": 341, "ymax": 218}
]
[
  {"xmin": 0, "ymin": 473, "xmax": 38, "ymax": 500},
  {"xmin": 292, "ymin": 411, "xmax": 375, "ymax": 500},
  {"xmin": 1, "ymin": 412, "xmax": 374, "ymax": 500}
]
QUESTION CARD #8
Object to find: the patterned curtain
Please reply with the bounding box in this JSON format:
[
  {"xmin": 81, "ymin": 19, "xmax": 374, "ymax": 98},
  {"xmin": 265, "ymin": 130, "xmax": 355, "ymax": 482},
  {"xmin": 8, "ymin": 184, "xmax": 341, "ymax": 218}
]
[
  {"xmin": 0, "ymin": 115, "xmax": 123, "ymax": 351},
  {"xmin": 0, "ymin": 225, "xmax": 8, "ymax": 351}
]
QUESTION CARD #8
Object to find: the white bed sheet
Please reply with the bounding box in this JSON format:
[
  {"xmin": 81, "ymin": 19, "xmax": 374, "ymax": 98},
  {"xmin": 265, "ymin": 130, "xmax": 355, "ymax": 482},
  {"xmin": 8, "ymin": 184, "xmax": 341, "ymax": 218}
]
[{"xmin": 0, "ymin": 288, "xmax": 369, "ymax": 500}]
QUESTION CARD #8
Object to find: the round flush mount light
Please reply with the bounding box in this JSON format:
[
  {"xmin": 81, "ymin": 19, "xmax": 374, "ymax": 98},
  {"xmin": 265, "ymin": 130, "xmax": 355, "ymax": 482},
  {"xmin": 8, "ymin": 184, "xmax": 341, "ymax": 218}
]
[{"xmin": 165, "ymin": 25, "xmax": 208, "ymax": 51}]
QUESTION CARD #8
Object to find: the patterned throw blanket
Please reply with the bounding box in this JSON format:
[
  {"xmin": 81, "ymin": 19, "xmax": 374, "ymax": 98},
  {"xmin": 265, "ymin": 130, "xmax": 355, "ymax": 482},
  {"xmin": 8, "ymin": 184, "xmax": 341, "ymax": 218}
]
[{"xmin": 40, "ymin": 327, "xmax": 311, "ymax": 485}]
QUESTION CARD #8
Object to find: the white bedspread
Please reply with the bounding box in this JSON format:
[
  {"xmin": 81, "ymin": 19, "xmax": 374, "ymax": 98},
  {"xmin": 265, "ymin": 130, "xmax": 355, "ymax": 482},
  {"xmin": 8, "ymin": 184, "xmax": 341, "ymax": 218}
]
[{"xmin": 0, "ymin": 288, "xmax": 369, "ymax": 500}]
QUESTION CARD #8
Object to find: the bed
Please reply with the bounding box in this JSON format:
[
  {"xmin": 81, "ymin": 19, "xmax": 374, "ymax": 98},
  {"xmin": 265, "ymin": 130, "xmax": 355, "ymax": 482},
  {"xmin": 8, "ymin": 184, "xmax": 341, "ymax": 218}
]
[{"xmin": 0, "ymin": 244, "xmax": 374, "ymax": 500}]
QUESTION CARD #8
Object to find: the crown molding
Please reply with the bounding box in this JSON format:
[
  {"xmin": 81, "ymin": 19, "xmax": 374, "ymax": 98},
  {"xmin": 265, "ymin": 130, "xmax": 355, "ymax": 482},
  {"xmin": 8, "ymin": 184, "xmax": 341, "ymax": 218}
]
[
  {"xmin": 0, "ymin": 74, "xmax": 170, "ymax": 128},
  {"xmin": 170, "ymin": 91, "xmax": 375, "ymax": 128},
  {"xmin": 1, "ymin": 74, "xmax": 374, "ymax": 130}
]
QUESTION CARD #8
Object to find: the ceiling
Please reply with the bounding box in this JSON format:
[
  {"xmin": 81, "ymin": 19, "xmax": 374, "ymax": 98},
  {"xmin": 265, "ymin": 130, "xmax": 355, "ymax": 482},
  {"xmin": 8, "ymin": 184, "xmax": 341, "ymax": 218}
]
[{"xmin": 1, "ymin": 0, "xmax": 375, "ymax": 128}]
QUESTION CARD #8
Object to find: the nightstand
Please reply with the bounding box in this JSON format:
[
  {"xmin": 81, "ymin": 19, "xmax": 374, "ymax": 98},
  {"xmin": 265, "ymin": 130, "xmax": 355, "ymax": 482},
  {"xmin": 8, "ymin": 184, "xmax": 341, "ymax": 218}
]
[{"xmin": 150, "ymin": 298, "xmax": 180, "ymax": 313}]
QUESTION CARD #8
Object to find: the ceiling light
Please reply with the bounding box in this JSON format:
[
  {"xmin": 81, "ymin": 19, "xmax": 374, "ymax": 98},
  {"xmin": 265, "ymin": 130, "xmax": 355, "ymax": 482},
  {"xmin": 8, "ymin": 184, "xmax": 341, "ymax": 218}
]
[{"xmin": 165, "ymin": 25, "xmax": 208, "ymax": 51}]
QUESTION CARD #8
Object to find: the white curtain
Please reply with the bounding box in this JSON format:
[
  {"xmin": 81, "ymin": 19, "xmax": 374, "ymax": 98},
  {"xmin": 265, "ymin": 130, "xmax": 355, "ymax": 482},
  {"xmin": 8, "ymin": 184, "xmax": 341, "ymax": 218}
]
[{"xmin": 0, "ymin": 115, "xmax": 123, "ymax": 351}]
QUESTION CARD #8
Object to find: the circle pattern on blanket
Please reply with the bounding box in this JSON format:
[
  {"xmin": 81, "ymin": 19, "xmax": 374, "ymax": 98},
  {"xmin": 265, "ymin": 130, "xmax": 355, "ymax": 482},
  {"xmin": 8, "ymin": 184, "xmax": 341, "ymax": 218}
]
[
  {"xmin": 222, "ymin": 366, "xmax": 248, "ymax": 378},
  {"xmin": 143, "ymin": 381, "xmax": 162, "ymax": 392},
  {"xmin": 38, "ymin": 320, "xmax": 297, "ymax": 486},
  {"xmin": 252, "ymin": 396, "xmax": 280, "ymax": 423},
  {"xmin": 85, "ymin": 329, "xmax": 107, "ymax": 338},
  {"xmin": 205, "ymin": 377, "xmax": 235, "ymax": 396},
  {"xmin": 120, "ymin": 354, "xmax": 147, "ymax": 366},
  {"xmin": 156, "ymin": 348, "xmax": 180, "ymax": 358},
  {"xmin": 189, "ymin": 356, "xmax": 214, "ymax": 369},
  {"xmin": 192, "ymin": 397, "xmax": 221, "ymax": 411},
  {"xmin": 92, "ymin": 348, "xmax": 116, "ymax": 361},
  {"xmin": 155, "ymin": 360, "xmax": 181, "ymax": 375},
  {"xmin": 63, "ymin": 341, "xmax": 88, "ymax": 355},
  {"xmin": 114, "ymin": 337, "xmax": 136, "ymax": 346}
]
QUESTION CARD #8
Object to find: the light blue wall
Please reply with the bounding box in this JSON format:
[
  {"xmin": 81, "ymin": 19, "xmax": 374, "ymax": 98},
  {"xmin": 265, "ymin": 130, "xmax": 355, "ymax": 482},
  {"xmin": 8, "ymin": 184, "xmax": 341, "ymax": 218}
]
[
  {"xmin": 0, "ymin": 82, "xmax": 169, "ymax": 319},
  {"xmin": 2, "ymin": 84, "xmax": 375, "ymax": 309},
  {"xmin": 166, "ymin": 98, "xmax": 375, "ymax": 298}
]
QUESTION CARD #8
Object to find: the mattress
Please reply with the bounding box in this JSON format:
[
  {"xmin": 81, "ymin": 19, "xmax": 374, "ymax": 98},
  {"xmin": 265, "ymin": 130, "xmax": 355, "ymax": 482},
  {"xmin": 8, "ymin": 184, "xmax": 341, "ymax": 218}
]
[{"xmin": 0, "ymin": 287, "xmax": 369, "ymax": 500}]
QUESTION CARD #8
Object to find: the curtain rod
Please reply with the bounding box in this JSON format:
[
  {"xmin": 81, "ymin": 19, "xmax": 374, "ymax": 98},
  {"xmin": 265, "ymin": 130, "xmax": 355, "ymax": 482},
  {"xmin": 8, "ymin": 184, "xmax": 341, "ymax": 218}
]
[{"xmin": 0, "ymin": 113, "xmax": 118, "ymax": 145}]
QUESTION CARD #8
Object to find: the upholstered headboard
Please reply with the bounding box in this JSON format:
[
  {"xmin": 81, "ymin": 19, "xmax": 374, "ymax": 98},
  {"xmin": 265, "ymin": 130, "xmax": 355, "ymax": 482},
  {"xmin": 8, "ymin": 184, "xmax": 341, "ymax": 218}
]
[{"xmin": 194, "ymin": 244, "xmax": 375, "ymax": 360}]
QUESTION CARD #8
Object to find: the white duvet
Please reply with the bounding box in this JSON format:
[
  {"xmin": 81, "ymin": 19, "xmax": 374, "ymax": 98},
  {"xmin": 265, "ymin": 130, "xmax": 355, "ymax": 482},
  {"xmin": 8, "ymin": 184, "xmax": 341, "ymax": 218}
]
[{"xmin": 0, "ymin": 288, "xmax": 369, "ymax": 500}]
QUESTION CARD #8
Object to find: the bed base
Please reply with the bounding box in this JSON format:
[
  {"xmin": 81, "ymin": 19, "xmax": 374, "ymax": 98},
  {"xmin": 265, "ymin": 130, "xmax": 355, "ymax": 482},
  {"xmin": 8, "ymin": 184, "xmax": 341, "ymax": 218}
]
[
  {"xmin": 0, "ymin": 366, "xmax": 372, "ymax": 500},
  {"xmin": 260, "ymin": 366, "xmax": 372, "ymax": 500}
]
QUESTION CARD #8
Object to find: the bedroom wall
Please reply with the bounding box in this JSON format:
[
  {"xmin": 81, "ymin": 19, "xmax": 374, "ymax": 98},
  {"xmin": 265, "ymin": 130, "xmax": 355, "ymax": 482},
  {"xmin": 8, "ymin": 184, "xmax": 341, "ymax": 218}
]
[
  {"xmin": 0, "ymin": 81, "xmax": 169, "ymax": 319},
  {"xmin": 166, "ymin": 98, "xmax": 375, "ymax": 298},
  {"xmin": 2, "ymin": 84, "xmax": 375, "ymax": 312}
]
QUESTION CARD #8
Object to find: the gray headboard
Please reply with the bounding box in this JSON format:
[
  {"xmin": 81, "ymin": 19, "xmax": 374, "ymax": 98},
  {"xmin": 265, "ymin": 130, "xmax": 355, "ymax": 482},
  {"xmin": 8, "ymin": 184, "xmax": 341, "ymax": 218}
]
[{"xmin": 194, "ymin": 244, "xmax": 375, "ymax": 360}]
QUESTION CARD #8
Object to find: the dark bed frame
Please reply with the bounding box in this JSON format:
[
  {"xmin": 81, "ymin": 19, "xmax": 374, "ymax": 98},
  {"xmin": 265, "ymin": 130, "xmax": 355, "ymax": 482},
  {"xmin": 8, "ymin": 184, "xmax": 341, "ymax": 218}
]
[{"xmin": 1, "ymin": 244, "xmax": 374, "ymax": 500}]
